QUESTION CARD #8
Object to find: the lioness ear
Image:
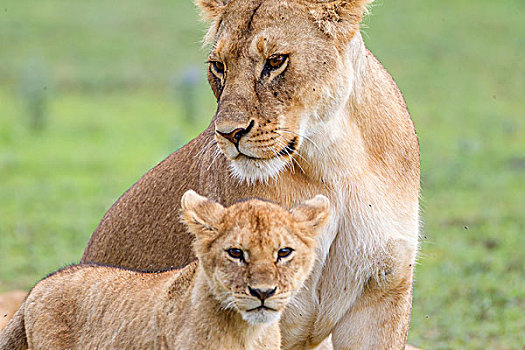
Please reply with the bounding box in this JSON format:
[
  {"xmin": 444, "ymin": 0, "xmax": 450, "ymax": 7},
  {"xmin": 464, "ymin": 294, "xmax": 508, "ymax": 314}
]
[
  {"xmin": 195, "ymin": 0, "xmax": 230, "ymax": 21},
  {"xmin": 181, "ymin": 190, "xmax": 225, "ymax": 239},
  {"xmin": 305, "ymin": 0, "xmax": 373, "ymax": 40},
  {"xmin": 291, "ymin": 195, "xmax": 330, "ymax": 235}
]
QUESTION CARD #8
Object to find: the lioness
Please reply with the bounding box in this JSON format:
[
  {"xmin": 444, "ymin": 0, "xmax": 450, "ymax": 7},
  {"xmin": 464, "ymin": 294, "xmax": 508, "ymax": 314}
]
[
  {"xmin": 81, "ymin": 0, "xmax": 420, "ymax": 349},
  {"xmin": 0, "ymin": 191, "xmax": 330, "ymax": 350}
]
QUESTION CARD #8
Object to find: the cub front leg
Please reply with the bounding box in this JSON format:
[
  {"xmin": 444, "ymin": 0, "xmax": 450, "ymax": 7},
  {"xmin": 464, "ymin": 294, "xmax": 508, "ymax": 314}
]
[{"xmin": 331, "ymin": 266, "xmax": 414, "ymax": 350}]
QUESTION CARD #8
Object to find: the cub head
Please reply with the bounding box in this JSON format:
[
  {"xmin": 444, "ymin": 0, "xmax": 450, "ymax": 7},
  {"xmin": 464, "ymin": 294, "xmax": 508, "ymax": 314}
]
[
  {"xmin": 197, "ymin": 0, "xmax": 372, "ymax": 183},
  {"xmin": 181, "ymin": 190, "xmax": 330, "ymax": 324}
]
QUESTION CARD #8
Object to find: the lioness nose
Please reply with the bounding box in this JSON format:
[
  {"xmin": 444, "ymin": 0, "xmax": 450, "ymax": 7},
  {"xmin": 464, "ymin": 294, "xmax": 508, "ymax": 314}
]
[
  {"xmin": 249, "ymin": 287, "xmax": 277, "ymax": 301},
  {"xmin": 216, "ymin": 120, "xmax": 254, "ymax": 146}
]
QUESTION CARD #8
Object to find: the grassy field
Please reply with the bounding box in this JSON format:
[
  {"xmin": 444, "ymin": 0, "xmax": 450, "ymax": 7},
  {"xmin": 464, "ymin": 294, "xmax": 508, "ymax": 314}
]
[{"xmin": 1, "ymin": 0, "xmax": 523, "ymax": 349}]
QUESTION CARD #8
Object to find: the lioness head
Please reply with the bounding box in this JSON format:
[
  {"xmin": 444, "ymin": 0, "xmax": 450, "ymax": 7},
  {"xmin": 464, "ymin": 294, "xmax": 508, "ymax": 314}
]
[
  {"xmin": 181, "ymin": 190, "xmax": 330, "ymax": 324},
  {"xmin": 197, "ymin": 0, "xmax": 372, "ymax": 183}
]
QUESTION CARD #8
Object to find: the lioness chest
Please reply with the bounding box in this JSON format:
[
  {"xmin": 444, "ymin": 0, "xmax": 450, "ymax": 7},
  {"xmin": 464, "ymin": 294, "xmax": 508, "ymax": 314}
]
[{"xmin": 275, "ymin": 176, "xmax": 418, "ymax": 348}]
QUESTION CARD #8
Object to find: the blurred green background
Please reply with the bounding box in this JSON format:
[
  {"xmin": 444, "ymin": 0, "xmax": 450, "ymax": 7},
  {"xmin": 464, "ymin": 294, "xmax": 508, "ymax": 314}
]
[{"xmin": 0, "ymin": 0, "xmax": 523, "ymax": 348}]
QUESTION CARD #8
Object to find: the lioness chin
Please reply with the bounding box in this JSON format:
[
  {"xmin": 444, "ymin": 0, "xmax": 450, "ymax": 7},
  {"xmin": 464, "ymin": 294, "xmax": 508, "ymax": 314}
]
[
  {"xmin": 0, "ymin": 191, "xmax": 329, "ymax": 350},
  {"xmin": 81, "ymin": 0, "xmax": 420, "ymax": 349}
]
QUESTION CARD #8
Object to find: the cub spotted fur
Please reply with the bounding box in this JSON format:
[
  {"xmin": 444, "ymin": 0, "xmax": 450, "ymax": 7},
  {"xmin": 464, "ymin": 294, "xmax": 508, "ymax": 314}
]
[{"xmin": 0, "ymin": 191, "xmax": 329, "ymax": 350}]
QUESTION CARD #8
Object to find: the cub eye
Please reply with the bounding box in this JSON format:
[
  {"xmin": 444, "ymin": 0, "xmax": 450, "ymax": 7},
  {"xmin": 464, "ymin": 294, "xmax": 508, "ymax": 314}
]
[
  {"xmin": 277, "ymin": 248, "xmax": 294, "ymax": 260},
  {"xmin": 210, "ymin": 61, "xmax": 225, "ymax": 76},
  {"xmin": 226, "ymin": 248, "xmax": 245, "ymax": 262}
]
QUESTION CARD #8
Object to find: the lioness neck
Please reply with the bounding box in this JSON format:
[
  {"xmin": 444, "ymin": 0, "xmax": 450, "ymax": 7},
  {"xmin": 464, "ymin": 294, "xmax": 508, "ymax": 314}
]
[
  {"xmin": 172, "ymin": 269, "xmax": 277, "ymax": 350},
  {"xmin": 299, "ymin": 32, "xmax": 419, "ymax": 194}
]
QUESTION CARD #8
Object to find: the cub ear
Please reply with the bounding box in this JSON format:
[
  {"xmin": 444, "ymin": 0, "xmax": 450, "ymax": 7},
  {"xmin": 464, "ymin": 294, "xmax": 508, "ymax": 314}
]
[
  {"xmin": 195, "ymin": 0, "xmax": 230, "ymax": 21},
  {"xmin": 291, "ymin": 195, "xmax": 330, "ymax": 235},
  {"xmin": 305, "ymin": 0, "xmax": 373, "ymax": 40},
  {"xmin": 181, "ymin": 190, "xmax": 225, "ymax": 239}
]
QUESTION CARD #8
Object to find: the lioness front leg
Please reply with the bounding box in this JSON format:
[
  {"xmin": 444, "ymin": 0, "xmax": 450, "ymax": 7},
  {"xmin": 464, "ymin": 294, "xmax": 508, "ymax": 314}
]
[{"xmin": 331, "ymin": 268, "xmax": 413, "ymax": 350}]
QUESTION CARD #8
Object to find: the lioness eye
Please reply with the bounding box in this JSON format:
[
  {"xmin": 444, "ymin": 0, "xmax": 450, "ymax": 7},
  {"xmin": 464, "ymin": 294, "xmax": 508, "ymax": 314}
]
[
  {"xmin": 277, "ymin": 248, "xmax": 294, "ymax": 260},
  {"xmin": 226, "ymin": 248, "xmax": 245, "ymax": 261},
  {"xmin": 264, "ymin": 54, "xmax": 288, "ymax": 72},
  {"xmin": 211, "ymin": 61, "xmax": 225, "ymax": 75}
]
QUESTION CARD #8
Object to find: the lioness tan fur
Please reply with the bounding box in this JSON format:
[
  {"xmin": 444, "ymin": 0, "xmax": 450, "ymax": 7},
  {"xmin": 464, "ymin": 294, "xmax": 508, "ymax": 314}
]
[
  {"xmin": 0, "ymin": 191, "xmax": 329, "ymax": 350},
  {"xmin": 80, "ymin": 0, "xmax": 420, "ymax": 349}
]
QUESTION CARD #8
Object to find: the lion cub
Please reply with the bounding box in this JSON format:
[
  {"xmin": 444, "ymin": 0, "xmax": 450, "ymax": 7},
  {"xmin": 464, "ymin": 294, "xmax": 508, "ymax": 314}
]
[{"xmin": 0, "ymin": 190, "xmax": 329, "ymax": 350}]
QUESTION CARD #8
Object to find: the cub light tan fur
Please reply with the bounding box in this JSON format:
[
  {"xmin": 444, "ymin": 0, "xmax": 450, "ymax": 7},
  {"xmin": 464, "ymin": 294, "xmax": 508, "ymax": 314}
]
[
  {"xmin": 81, "ymin": 0, "xmax": 420, "ymax": 349},
  {"xmin": 0, "ymin": 191, "xmax": 330, "ymax": 350},
  {"xmin": 0, "ymin": 291, "xmax": 26, "ymax": 332}
]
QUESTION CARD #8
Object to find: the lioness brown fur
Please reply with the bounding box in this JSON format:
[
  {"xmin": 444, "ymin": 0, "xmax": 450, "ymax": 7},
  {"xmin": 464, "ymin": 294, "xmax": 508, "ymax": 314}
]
[
  {"xmin": 80, "ymin": 0, "xmax": 420, "ymax": 349},
  {"xmin": 0, "ymin": 191, "xmax": 329, "ymax": 350}
]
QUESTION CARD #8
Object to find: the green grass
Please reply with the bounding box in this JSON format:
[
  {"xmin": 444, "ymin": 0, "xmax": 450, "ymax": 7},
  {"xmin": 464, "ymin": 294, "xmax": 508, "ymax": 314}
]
[
  {"xmin": 0, "ymin": 87, "xmax": 213, "ymax": 289},
  {"xmin": 1, "ymin": 0, "xmax": 524, "ymax": 348},
  {"xmin": 0, "ymin": 0, "xmax": 207, "ymax": 90}
]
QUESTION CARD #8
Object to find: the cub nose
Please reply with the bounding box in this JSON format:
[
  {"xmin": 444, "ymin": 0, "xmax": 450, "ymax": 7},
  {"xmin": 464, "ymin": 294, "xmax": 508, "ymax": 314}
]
[
  {"xmin": 216, "ymin": 120, "xmax": 254, "ymax": 146},
  {"xmin": 248, "ymin": 287, "xmax": 277, "ymax": 301}
]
